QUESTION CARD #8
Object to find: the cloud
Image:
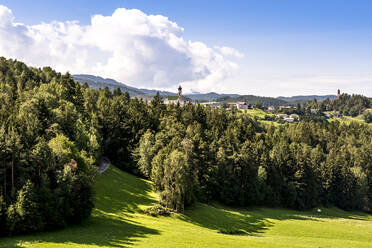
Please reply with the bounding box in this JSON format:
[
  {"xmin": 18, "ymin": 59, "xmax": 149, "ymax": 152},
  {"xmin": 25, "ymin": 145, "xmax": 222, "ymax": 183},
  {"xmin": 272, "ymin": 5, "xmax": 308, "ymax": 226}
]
[
  {"xmin": 215, "ymin": 46, "xmax": 244, "ymax": 58},
  {"xmin": 0, "ymin": 5, "xmax": 243, "ymax": 92}
]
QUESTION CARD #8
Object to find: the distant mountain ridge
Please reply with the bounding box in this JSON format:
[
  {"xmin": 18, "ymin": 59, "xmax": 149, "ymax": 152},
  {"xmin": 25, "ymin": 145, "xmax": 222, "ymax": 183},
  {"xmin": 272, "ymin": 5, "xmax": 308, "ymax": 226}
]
[
  {"xmin": 186, "ymin": 92, "xmax": 240, "ymax": 102},
  {"xmin": 72, "ymin": 74, "xmax": 240, "ymax": 101},
  {"xmin": 277, "ymin": 95, "xmax": 337, "ymax": 102},
  {"xmin": 73, "ymin": 74, "xmax": 177, "ymax": 97},
  {"xmin": 73, "ymin": 74, "xmax": 337, "ymax": 104}
]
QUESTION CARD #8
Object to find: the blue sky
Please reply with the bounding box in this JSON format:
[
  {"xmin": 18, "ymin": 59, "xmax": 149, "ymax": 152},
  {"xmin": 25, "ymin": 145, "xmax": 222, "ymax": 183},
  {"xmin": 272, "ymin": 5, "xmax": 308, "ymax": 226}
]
[{"xmin": 1, "ymin": 0, "xmax": 371, "ymax": 96}]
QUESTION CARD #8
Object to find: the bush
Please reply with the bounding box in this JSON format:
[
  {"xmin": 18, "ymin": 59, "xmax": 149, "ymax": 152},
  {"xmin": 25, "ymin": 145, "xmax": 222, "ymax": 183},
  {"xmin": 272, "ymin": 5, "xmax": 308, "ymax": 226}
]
[
  {"xmin": 6, "ymin": 181, "xmax": 43, "ymax": 235},
  {"xmin": 218, "ymin": 228, "xmax": 245, "ymax": 235},
  {"xmin": 68, "ymin": 172, "xmax": 95, "ymax": 224},
  {"xmin": 144, "ymin": 204, "xmax": 172, "ymax": 217},
  {"xmin": 363, "ymin": 111, "xmax": 372, "ymax": 123}
]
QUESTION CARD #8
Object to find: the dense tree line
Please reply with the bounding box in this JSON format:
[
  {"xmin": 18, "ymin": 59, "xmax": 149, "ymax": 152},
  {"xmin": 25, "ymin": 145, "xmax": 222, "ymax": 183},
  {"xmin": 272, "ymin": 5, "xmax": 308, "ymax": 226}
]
[
  {"xmin": 363, "ymin": 111, "xmax": 372, "ymax": 123},
  {"xmin": 135, "ymin": 105, "xmax": 372, "ymax": 212},
  {"xmin": 217, "ymin": 95, "xmax": 288, "ymax": 107},
  {"xmin": 0, "ymin": 58, "xmax": 97, "ymax": 236},
  {"xmin": 2, "ymin": 57, "xmax": 372, "ymax": 236},
  {"xmin": 307, "ymin": 93, "xmax": 372, "ymax": 117}
]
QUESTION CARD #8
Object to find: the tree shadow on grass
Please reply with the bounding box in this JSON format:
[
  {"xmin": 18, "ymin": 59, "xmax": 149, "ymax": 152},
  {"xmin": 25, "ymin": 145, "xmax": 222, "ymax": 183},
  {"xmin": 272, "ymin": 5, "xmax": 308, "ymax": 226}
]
[
  {"xmin": 94, "ymin": 165, "xmax": 157, "ymax": 215},
  {"xmin": 257, "ymin": 206, "xmax": 372, "ymax": 222},
  {"xmin": 0, "ymin": 166, "xmax": 160, "ymax": 248},
  {"xmin": 307, "ymin": 207, "xmax": 372, "ymax": 221},
  {"xmin": 0, "ymin": 211, "xmax": 160, "ymax": 248},
  {"xmin": 179, "ymin": 203, "xmax": 372, "ymax": 237},
  {"xmin": 178, "ymin": 203, "xmax": 273, "ymax": 236}
]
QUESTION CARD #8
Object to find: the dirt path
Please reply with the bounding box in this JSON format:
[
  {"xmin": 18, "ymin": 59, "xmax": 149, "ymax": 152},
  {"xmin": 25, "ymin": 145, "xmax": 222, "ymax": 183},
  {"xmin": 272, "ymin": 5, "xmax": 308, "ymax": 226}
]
[{"xmin": 98, "ymin": 157, "xmax": 110, "ymax": 174}]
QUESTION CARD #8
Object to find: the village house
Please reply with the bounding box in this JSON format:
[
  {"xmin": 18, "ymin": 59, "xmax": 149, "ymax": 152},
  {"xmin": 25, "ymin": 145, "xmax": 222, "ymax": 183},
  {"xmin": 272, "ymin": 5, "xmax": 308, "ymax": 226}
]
[
  {"xmin": 310, "ymin": 109, "xmax": 319, "ymax": 114},
  {"xmin": 268, "ymin": 106, "xmax": 275, "ymax": 111},
  {"xmin": 283, "ymin": 117, "xmax": 295, "ymax": 122},
  {"xmin": 276, "ymin": 113, "xmax": 296, "ymax": 122},
  {"xmin": 276, "ymin": 113, "xmax": 288, "ymax": 118},
  {"xmin": 279, "ymin": 105, "xmax": 292, "ymax": 110},
  {"xmin": 227, "ymin": 102, "xmax": 249, "ymax": 110},
  {"xmin": 324, "ymin": 112, "xmax": 332, "ymax": 118}
]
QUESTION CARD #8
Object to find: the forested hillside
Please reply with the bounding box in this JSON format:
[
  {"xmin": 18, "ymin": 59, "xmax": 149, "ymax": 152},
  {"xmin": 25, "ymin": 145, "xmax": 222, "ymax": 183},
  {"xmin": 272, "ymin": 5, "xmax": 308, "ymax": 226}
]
[
  {"xmin": 2, "ymin": 57, "xmax": 372, "ymax": 237},
  {"xmin": 217, "ymin": 95, "xmax": 288, "ymax": 107},
  {"xmin": 278, "ymin": 95, "xmax": 337, "ymax": 103},
  {"xmin": 307, "ymin": 93, "xmax": 372, "ymax": 116},
  {"xmin": 0, "ymin": 58, "xmax": 97, "ymax": 236},
  {"xmin": 73, "ymin": 74, "xmax": 145, "ymax": 96},
  {"xmin": 72, "ymin": 74, "xmax": 176, "ymax": 97}
]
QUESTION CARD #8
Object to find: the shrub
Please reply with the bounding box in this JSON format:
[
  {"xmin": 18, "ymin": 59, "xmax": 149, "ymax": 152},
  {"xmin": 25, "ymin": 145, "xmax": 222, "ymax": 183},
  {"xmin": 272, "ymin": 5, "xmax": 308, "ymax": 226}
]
[
  {"xmin": 6, "ymin": 181, "xmax": 43, "ymax": 235},
  {"xmin": 144, "ymin": 204, "xmax": 172, "ymax": 217}
]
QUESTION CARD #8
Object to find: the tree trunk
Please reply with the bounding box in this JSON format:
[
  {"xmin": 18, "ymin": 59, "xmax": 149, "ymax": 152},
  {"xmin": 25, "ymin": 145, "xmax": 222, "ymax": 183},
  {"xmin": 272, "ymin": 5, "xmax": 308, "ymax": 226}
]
[
  {"xmin": 3, "ymin": 161, "xmax": 6, "ymax": 200},
  {"xmin": 11, "ymin": 155, "xmax": 14, "ymax": 194}
]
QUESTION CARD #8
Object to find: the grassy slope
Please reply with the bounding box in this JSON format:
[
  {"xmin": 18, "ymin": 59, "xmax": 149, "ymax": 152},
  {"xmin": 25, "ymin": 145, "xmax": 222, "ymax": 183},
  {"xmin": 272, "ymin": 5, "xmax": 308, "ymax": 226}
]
[
  {"xmin": 243, "ymin": 108, "xmax": 274, "ymax": 119},
  {"xmin": 242, "ymin": 109, "xmax": 279, "ymax": 126},
  {"xmin": 328, "ymin": 117, "xmax": 371, "ymax": 125},
  {"xmin": 2, "ymin": 166, "xmax": 372, "ymax": 248}
]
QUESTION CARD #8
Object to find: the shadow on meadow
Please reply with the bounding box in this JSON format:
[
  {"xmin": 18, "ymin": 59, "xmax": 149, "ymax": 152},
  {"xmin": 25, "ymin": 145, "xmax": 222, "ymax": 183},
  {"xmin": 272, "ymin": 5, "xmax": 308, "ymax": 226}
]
[
  {"xmin": 179, "ymin": 203, "xmax": 273, "ymax": 236},
  {"xmin": 73, "ymin": 213, "xmax": 159, "ymax": 247},
  {"xmin": 0, "ymin": 166, "xmax": 160, "ymax": 248},
  {"xmin": 179, "ymin": 203, "xmax": 372, "ymax": 236},
  {"xmin": 1, "ymin": 165, "xmax": 371, "ymax": 247},
  {"xmin": 1, "ymin": 213, "xmax": 160, "ymax": 248},
  {"xmin": 93, "ymin": 166, "xmax": 157, "ymax": 214}
]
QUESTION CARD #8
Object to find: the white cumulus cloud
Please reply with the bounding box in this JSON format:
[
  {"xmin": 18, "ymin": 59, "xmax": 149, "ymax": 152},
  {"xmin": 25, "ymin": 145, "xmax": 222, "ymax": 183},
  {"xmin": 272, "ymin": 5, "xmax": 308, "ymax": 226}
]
[
  {"xmin": 215, "ymin": 46, "xmax": 244, "ymax": 58},
  {"xmin": 0, "ymin": 5, "xmax": 243, "ymax": 92}
]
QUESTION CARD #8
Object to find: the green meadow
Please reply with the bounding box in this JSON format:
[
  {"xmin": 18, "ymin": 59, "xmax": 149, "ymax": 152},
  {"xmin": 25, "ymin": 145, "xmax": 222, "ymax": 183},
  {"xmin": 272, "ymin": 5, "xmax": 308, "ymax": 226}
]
[
  {"xmin": 243, "ymin": 108, "xmax": 274, "ymax": 119},
  {"xmin": 1, "ymin": 165, "xmax": 372, "ymax": 248}
]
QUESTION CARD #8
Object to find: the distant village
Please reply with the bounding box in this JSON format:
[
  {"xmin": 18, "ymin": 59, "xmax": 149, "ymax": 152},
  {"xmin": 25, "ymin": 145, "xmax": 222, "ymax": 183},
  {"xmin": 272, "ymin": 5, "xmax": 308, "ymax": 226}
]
[
  {"xmin": 163, "ymin": 85, "xmax": 191, "ymax": 106},
  {"xmin": 156, "ymin": 85, "xmax": 344, "ymax": 123}
]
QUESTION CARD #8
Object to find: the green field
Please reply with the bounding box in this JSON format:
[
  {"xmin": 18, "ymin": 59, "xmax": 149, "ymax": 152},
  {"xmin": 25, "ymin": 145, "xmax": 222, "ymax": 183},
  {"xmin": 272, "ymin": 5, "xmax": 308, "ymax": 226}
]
[
  {"xmin": 2, "ymin": 165, "xmax": 372, "ymax": 248},
  {"xmin": 243, "ymin": 108, "xmax": 274, "ymax": 119},
  {"xmin": 242, "ymin": 109, "xmax": 279, "ymax": 126},
  {"xmin": 328, "ymin": 117, "xmax": 369, "ymax": 125},
  {"xmin": 259, "ymin": 120, "xmax": 281, "ymax": 126}
]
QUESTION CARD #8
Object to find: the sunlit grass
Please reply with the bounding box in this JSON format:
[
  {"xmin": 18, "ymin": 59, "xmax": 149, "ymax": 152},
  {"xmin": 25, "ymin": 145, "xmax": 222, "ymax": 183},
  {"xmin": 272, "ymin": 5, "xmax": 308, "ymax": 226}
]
[
  {"xmin": 200, "ymin": 102, "xmax": 217, "ymax": 105},
  {"xmin": 328, "ymin": 117, "xmax": 368, "ymax": 125},
  {"xmin": 259, "ymin": 120, "xmax": 281, "ymax": 127},
  {"xmin": 242, "ymin": 108, "xmax": 274, "ymax": 119},
  {"xmin": 2, "ymin": 165, "xmax": 372, "ymax": 248}
]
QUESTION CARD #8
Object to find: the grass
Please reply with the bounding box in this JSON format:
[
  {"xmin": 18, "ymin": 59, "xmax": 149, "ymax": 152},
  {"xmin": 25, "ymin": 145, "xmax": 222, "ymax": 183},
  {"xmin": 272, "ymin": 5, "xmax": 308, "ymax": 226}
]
[
  {"xmin": 2, "ymin": 166, "xmax": 372, "ymax": 247},
  {"xmin": 200, "ymin": 102, "xmax": 217, "ymax": 105},
  {"xmin": 241, "ymin": 109, "xmax": 279, "ymax": 126},
  {"xmin": 328, "ymin": 117, "xmax": 368, "ymax": 125},
  {"xmin": 259, "ymin": 120, "xmax": 281, "ymax": 127},
  {"xmin": 242, "ymin": 108, "xmax": 274, "ymax": 119}
]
